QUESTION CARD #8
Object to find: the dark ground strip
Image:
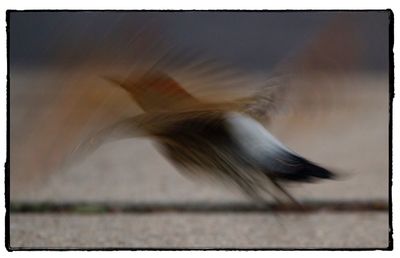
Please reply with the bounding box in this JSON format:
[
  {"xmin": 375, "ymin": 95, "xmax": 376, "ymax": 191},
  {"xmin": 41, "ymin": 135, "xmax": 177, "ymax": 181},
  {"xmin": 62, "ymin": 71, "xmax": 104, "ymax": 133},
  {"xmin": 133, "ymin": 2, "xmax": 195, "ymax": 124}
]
[{"xmin": 10, "ymin": 200, "xmax": 388, "ymax": 214}]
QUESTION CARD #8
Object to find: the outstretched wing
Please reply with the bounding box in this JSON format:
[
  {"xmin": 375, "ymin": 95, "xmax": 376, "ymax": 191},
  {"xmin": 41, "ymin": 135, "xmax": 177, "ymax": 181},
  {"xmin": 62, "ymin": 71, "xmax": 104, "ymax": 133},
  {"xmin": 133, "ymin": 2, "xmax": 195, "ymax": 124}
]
[
  {"xmin": 103, "ymin": 71, "xmax": 203, "ymax": 112},
  {"xmin": 63, "ymin": 108, "xmax": 241, "ymax": 172},
  {"xmin": 11, "ymin": 70, "xmax": 138, "ymax": 183},
  {"xmin": 109, "ymin": 15, "xmax": 362, "ymax": 125},
  {"xmin": 238, "ymin": 15, "xmax": 362, "ymax": 123}
]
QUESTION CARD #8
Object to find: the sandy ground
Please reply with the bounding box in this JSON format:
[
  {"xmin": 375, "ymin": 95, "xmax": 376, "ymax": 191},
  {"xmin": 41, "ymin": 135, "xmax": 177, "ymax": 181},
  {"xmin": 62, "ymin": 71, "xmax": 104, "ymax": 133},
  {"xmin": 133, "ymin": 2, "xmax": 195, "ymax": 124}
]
[{"xmin": 10, "ymin": 212, "xmax": 389, "ymax": 249}]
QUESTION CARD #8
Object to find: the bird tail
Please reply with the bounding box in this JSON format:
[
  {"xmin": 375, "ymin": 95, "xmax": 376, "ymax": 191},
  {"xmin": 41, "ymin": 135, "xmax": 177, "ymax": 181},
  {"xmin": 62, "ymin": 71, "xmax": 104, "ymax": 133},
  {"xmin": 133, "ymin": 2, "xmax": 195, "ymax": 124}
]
[
  {"xmin": 268, "ymin": 152, "xmax": 336, "ymax": 182},
  {"xmin": 225, "ymin": 112, "xmax": 335, "ymax": 183}
]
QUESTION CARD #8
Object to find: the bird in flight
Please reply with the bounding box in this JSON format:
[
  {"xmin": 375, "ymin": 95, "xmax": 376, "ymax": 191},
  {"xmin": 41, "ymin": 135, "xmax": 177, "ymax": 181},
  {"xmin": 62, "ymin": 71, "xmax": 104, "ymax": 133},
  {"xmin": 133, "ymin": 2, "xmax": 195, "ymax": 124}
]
[
  {"xmin": 64, "ymin": 17, "xmax": 359, "ymax": 204},
  {"xmin": 14, "ymin": 16, "xmax": 359, "ymax": 204},
  {"xmin": 69, "ymin": 68, "xmax": 335, "ymax": 204}
]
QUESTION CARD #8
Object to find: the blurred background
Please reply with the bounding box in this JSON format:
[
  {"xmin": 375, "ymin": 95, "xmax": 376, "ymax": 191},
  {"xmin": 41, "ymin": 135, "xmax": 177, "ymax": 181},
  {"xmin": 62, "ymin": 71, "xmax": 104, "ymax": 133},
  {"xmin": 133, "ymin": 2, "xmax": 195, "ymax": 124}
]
[
  {"xmin": 9, "ymin": 11, "xmax": 390, "ymax": 249},
  {"xmin": 10, "ymin": 11, "xmax": 388, "ymax": 70}
]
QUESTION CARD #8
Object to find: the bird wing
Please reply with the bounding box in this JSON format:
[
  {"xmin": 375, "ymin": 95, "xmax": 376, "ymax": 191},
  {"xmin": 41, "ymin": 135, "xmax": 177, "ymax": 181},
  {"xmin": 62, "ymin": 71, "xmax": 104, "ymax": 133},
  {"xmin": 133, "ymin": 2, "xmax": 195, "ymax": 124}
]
[
  {"xmin": 105, "ymin": 15, "xmax": 361, "ymax": 125},
  {"xmin": 103, "ymin": 70, "xmax": 204, "ymax": 112},
  {"xmin": 63, "ymin": 109, "xmax": 230, "ymax": 167},
  {"xmin": 236, "ymin": 15, "xmax": 362, "ymax": 123},
  {"xmin": 11, "ymin": 70, "xmax": 139, "ymax": 182}
]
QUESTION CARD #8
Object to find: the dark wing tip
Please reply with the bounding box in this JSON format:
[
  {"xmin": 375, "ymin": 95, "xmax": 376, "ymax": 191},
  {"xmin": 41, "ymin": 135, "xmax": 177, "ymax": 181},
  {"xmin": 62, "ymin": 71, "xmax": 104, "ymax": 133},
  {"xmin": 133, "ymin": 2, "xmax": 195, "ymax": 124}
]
[
  {"xmin": 269, "ymin": 153, "xmax": 336, "ymax": 182},
  {"xmin": 303, "ymin": 162, "xmax": 336, "ymax": 180}
]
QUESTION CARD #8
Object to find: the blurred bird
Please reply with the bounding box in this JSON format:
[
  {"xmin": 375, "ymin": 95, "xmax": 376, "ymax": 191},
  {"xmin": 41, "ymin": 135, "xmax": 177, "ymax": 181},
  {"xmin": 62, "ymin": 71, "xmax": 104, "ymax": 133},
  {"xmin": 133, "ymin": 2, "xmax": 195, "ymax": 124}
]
[
  {"xmin": 69, "ymin": 68, "xmax": 335, "ymax": 204},
  {"xmin": 63, "ymin": 15, "xmax": 365, "ymax": 204},
  {"xmin": 66, "ymin": 17, "xmax": 361, "ymax": 204},
  {"xmin": 14, "ymin": 15, "xmax": 361, "ymax": 203}
]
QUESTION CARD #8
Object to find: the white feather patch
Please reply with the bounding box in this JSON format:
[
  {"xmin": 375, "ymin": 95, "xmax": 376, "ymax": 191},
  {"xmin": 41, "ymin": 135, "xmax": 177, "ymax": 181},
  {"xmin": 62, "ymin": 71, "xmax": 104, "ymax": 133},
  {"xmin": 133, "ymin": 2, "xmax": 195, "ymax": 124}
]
[{"xmin": 225, "ymin": 112, "xmax": 294, "ymax": 164}]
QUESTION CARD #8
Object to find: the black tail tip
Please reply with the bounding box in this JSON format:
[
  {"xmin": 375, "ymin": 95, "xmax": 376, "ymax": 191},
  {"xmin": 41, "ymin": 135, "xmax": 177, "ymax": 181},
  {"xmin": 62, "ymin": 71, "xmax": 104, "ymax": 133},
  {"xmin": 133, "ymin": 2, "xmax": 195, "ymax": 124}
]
[
  {"xmin": 276, "ymin": 161, "xmax": 337, "ymax": 182},
  {"xmin": 304, "ymin": 162, "xmax": 337, "ymax": 180}
]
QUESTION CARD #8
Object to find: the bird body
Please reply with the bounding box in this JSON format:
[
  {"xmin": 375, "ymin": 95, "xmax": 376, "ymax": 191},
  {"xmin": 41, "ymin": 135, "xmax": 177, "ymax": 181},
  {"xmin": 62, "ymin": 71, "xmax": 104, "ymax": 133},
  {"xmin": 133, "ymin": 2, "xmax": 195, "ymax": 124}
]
[{"xmin": 70, "ymin": 71, "xmax": 334, "ymax": 204}]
